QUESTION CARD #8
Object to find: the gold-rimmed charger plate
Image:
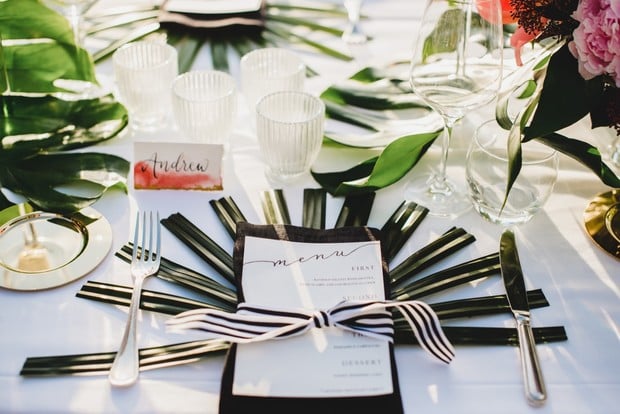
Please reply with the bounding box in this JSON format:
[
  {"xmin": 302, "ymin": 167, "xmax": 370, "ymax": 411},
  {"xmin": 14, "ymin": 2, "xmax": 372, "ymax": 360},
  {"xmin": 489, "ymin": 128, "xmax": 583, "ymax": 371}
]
[
  {"xmin": 0, "ymin": 204, "xmax": 112, "ymax": 291},
  {"xmin": 584, "ymin": 190, "xmax": 620, "ymax": 260}
]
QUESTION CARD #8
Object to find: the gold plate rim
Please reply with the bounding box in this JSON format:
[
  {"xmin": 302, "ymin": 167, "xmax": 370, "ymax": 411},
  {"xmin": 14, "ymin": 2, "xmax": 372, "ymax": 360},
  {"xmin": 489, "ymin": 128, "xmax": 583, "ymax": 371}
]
[
  {"xmin": 0, "ymin": 204, "xmax": 112, "ymax": 291},
  {"xmin": 584, "ymin": 190, "xmax": 620, "ymax": 260}
]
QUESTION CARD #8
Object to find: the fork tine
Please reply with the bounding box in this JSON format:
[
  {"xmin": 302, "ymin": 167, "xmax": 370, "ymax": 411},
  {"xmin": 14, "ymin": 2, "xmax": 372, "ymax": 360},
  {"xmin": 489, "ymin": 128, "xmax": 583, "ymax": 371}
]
[
  {"xmin": 155, "ymin": 211, "xmax": 161, "ymax": 263},
  {"xmin": 131, "ymin": 212, "xmax": 140, "ymax": 263},
  {"xmin": 146, "ymin": 211, "xmax": 153, "ymax": 262},
  {"xmin": 141, "ymin": 211, "xmax": 148, "ymax": 262}
]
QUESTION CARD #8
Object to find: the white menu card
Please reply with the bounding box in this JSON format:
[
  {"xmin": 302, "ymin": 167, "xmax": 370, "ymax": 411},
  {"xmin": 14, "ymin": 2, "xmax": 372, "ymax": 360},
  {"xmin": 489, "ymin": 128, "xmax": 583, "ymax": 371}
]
[{"xmin": 232, "ymin": 236, "xmax": 393, "ymax": 398}]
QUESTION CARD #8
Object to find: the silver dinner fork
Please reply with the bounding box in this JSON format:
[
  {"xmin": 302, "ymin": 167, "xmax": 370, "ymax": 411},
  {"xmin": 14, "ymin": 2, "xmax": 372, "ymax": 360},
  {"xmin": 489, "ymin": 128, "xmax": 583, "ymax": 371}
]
[{"xmin": 109, "ymin": 211, "xmax": 161, "ymax": 387}]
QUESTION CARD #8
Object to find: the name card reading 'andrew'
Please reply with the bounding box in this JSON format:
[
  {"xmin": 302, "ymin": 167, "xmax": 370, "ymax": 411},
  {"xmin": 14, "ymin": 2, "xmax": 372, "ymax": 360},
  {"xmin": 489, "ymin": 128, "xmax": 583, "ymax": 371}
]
[
  {"xmin": 234, "ymin": 237, "xmax": 392, "ymax": 398},
  {"xmin": 133, "ymin": 142, "xmax": 223, "ymax": 190}
]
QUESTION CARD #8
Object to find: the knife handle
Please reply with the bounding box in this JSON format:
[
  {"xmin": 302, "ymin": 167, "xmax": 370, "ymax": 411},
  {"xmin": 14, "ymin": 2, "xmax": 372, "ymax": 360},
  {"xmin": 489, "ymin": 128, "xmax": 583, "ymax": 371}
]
[{"xmin": 516, "ymin": 315, "xmax": 547, "ymax": 405}]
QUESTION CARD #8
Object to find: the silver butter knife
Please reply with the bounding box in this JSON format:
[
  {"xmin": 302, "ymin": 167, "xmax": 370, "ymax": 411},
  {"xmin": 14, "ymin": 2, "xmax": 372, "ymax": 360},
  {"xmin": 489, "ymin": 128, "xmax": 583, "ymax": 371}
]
[{"xmin": 500, "ymin": 229, "xmax": 547, "ymax": 405}]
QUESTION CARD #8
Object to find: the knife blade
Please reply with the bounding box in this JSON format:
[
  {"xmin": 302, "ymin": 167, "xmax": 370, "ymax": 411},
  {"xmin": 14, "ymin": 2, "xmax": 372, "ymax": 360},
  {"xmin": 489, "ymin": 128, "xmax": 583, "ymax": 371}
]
[{"xmin": 500, "ymin": 229, "xmax": 547, "ymax": 405}]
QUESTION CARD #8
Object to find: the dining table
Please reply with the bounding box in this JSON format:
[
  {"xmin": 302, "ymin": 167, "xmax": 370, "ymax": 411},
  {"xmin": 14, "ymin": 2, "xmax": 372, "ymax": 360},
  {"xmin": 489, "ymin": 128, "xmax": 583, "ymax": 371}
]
[{"xmin": 1, "ymin": 0, "xmax": 619, "ymax": 413}]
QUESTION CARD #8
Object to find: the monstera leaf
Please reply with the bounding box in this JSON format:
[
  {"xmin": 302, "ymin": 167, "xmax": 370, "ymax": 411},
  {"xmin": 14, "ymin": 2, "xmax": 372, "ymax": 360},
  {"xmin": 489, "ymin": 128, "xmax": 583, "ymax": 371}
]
[{"xmin": 0, "ymin": 0, "xmax": 129, "ymax": 213}]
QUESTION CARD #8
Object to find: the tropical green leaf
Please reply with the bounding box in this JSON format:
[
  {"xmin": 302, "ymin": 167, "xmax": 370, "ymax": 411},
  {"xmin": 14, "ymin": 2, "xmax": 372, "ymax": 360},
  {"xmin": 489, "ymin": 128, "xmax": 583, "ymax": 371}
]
[
  {"xmin": 1, "ymin": 0, "xmax": 96, "ymax": 91},
  {"xmin": 264, "ymin": 23, "xmax": 353, "ymax": 61},
  {"xmin": 171, "ymin": 34, "xmax": 205, "ymax": 74},
  {"xmin": 311, "ymin": 156, "xmax": 378, "ymax": 195},
  {"xmin": 349, "ymin": 66, "xmax": 398, "ymax": 83},
  {"xmin": 495, "ymin": 40, "xmax": 563, "ymax": 131},
  {"xmin": 323, "ymin": 100, "xmax": 379, "ymax": 131},
  {"xmin": 0, "ymin": 189, "xmax": 13, "ymax": 211},
  {"xmin": 0, "ymin": 94, "xmax": 128, "ymax": 160},
  {"xmin": 267, "ymin": 14, "xmax": 344, "ymax": 37},
  {"xmin": 421, "ymin": 9, "xmax": 483, "ymax": 62},
  {"xmin": 81, "ymin": 1, "xmax": 354, "ymax": 72},
  {"xmin": 518, "ymin": 80, "xmax": 537, "ymax": 99},
  {"xmin": 524, "ymin": 45, "xmax": 595, "ymax": 141},
  {"xmin": 312, "ymin": 131, "xmax": 440, "ymax": 196},
  {"xmin": 321, "ymin": 84, "xmax": 426, "ymax": 110},
  {"xmin": 0, "ymin": 0, "xmax": 74, "ymax": 44},
  {"xmin": 422, "ymin": 9, "xmax": 466, "ymax": 61},
  {"xmin": 0, "ymin": 152, "xmax": 129, "ymax": 213},
  {"xmin": 3, "ymin": 42, "xmax": 96, "ymax": 92},
  {"xmin": 0, "ymin": 0, "xmax": 130, "ymax": 213},
  {"xmin": 266, "ymin": 2, "xmax": 345, "ymax": 15},
  {"xmin": 210, "ymin": 41, "xmax": 230, "ymax": 72},
  {"xmin": 498, "ymin": 40, "xmax": 619, "ymax": 207},
  {"xmin": 504, "ymin": 124, "xmax": 523, "ymax": 211},
  {"xmin": 535, "ymin": 133, "xmax": 620, "ymax": 188}
]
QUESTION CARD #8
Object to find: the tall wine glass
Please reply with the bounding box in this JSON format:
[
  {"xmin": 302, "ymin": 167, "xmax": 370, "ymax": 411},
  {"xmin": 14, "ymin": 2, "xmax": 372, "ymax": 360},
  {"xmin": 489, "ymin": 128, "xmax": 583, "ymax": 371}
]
[
  {"xmin": 44, "ymin": 0, "xmax": 100, "ymax": 97},
  {"xmin": 342, "ymin": 0, "xmax": 367, "ymax": 45},
  {"xmin": 44, "ymin": 0, "xmax": 96, "ymax": 46},
  {"xmin": 406, "ymin": 0, "xmax": 504, "ymax": 216}
]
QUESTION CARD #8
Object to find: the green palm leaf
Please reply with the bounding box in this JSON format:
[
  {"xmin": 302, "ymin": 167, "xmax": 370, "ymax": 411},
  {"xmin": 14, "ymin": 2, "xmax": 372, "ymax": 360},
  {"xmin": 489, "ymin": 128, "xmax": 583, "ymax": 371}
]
[
  {"xmin": 0, "ymin": 152, "xmax": 129, "ymax": 213},
  {"xmin": 312, "ymin": 131, "xmax": 440, "ymax": 196},
  {"xmin": 0, "ymin": 0, "xmax": 129, "ymax": 213},
  {"xmin": 86, "ymin": 1, "xmax": 353, "ymax": 72},
  {"xmin": 499, "ymin": 43, "xmax": 620, "ymax": 204}
]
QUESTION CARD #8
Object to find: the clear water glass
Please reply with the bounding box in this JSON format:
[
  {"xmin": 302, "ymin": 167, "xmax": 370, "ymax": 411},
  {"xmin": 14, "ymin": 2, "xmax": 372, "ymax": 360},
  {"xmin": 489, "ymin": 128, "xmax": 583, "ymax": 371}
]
[
  {"xmin": 240, "ymin": 48, "xmax": 305, "ymax": 111},
  {"xmin": 256, "ymin": 91, "xmax": 325, "ymax": 183},
  {"xmin": 172, "ymin": 70, "xmax": 237, "ymax": 144},
  {"xmin": 466, "ymin": 120, "xmax": 559, "ymax": 226},
  {"xmin": 113, "ymin": 41, "xmax": 178, "ymax": 132}
]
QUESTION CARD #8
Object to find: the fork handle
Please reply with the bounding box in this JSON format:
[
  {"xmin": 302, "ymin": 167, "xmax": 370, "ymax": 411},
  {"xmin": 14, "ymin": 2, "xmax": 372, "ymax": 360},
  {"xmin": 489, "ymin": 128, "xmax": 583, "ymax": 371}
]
[{"xmin": 108, "ymin": 276, "xmax": 144, "ymax": 387}]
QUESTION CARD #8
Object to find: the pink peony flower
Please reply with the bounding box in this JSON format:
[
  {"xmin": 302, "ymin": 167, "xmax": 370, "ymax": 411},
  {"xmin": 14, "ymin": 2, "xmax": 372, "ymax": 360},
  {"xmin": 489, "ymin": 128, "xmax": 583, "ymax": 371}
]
[{"xmin": 569, "ymin": 0, "xmax": 620, "ymax": 87}]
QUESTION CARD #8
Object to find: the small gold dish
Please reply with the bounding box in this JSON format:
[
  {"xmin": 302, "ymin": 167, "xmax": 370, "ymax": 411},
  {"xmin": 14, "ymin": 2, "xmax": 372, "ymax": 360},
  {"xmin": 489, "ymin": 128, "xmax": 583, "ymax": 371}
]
[
  {"xmin": 584, "ymin": 190, "xmax": 620, "ymax": 260},
  {"xmin": 0, "ymin": 211, "xmax": 87, "ymax": 274},
  {"xmin": 0, "ymin": 203, "xmax": 112, "ymax": 290}
]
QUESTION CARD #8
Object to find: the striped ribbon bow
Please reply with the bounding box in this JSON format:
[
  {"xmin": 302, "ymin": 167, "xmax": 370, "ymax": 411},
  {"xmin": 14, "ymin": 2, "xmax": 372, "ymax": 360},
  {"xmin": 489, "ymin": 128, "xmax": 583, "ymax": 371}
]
[{"xmin": 167, "ymin": 299, "xmax": 455, "ymax": 364}]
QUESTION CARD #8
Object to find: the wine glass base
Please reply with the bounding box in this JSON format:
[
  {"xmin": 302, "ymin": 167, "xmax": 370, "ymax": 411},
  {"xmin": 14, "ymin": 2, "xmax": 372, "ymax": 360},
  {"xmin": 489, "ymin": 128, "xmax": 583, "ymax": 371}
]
[
  {"xmin": 404, "ymin": 173, "xmax": 472, "ymax": 217},
  {"xmin": 342, "ymin": 29, "xmax": 368, "ymax": 45}
]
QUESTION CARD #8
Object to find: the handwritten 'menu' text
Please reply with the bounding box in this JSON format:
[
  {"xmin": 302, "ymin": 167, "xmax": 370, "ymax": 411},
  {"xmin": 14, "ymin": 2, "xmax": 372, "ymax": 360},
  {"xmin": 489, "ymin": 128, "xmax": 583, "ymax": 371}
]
[{"xmin": 244, "ymin": 242, "xmax": 378, "ymax": 268}]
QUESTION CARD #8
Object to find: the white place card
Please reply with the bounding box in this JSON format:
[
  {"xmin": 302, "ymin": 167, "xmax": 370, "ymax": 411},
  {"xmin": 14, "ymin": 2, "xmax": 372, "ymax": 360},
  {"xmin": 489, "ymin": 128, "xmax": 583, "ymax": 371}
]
[
  {"xmin": 232, "ymin": 236, "xmax": 393, "ymax": 398},
  {"xmin": 133, "ymin": 142, "xmax": 223, "ymax": 191}
]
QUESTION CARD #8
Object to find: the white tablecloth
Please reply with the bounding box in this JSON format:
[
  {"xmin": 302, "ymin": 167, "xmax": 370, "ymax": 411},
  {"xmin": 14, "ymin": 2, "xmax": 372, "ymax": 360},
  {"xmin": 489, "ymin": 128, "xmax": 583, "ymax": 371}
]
[{"xmin": 1, "ymin": 1, "xmax": 619, "ymax": 413}]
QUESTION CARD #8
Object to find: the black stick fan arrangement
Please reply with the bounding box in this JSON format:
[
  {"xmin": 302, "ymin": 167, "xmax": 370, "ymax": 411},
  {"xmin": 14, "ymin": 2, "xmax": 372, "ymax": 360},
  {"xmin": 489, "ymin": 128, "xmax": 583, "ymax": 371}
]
[{"xmin": 20, "ymin": 189, "xmax": 566, "ymax": 376}]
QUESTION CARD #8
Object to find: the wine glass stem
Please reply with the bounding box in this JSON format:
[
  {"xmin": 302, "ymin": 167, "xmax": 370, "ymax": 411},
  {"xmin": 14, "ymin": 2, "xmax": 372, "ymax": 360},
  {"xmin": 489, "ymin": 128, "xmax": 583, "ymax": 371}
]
[
  {"xmin": 345, "ymin": 0, "xmax": 362, "ymax": 23},
  {"xmin": 66, "ymin": 6, "xmax": 84, "ymax": 45},
  {"xmin": 457, "ymin": 3, "xmax": 473, "ymax": 78},
  {"xmin": 431, "ymin": 119, "xmax": 455, "ymax": 195}
]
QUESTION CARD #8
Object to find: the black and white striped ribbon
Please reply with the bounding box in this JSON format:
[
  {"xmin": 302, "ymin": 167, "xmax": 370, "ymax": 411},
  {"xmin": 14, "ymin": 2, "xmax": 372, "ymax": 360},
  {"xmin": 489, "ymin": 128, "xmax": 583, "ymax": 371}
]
[{"xmin": 167, "ymin": 299, "xmax": 455, "ymax": 364}]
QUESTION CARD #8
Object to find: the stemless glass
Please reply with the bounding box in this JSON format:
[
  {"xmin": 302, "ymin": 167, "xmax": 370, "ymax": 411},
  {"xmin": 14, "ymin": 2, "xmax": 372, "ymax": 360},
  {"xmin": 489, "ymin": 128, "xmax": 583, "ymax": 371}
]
[
  {"xmin": 256, "ymin": 91, "xmax": 325, "ymax": 183},
  {"xmin": 113, "ymin": 41, "xmax": 178, "ymax": 133},
  {"xmin": 172, "ymin": 70, "xmax": 237, "ymax": 145},
  {"xmin": 466, "ymin": 119, "xmax": 559, "ymax": 226},
  {"xmin": 240, "ymin": 48, "xmax": 306, "ymax": 112},
  {"xmin": 407, "ymin": 0, "xmax": 504, "ymax": 216}
]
